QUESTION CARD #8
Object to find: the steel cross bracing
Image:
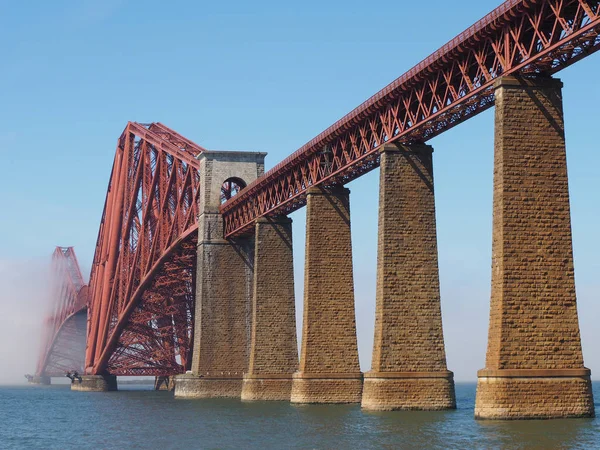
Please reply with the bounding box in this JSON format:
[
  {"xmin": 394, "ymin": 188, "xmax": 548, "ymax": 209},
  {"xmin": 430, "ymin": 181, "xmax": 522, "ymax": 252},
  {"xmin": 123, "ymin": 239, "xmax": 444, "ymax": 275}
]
[
  {"xmin": 220, "ymin": 0, "xmax": 600, "ymax": 237},
  {"xmin": 85, "ymin": 122, "xmax": 202, "ymax": 376},
  {"xmin": 36, "ymin": 247, "xmax": 88, "ymax": 377}
]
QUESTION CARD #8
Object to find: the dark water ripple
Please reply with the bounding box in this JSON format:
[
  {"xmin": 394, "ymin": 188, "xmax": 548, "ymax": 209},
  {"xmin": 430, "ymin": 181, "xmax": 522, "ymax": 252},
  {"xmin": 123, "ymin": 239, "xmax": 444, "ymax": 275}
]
[{"xmin": 1, "ymin": 383, "xmax": 599, "ymax": 449}]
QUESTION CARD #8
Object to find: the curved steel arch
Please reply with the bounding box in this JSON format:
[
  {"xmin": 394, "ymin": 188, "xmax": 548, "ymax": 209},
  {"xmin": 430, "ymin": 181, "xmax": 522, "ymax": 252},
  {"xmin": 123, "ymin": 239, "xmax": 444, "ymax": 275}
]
[
  {"xmin": 38, "ymin": 308, "xmax": 87, "ymax": 377},
  {"xmin": 86, "ymin": 122, "xmax": 202, "ymax": 375},
  {"xmin": 36, "ymin": 247, "xmax": 88, "ymax": 378}
]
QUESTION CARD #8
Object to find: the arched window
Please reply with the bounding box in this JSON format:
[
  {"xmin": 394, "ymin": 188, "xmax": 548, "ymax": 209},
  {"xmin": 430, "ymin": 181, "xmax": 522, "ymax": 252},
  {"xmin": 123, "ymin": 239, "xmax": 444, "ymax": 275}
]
[{"xmin": 220, "ymin": 177, "xmax": 247, "ymax": 204}]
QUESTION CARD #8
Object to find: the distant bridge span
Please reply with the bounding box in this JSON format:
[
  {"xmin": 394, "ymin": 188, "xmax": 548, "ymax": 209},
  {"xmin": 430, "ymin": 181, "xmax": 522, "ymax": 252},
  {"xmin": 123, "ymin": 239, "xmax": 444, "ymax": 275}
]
[{"xmin": 34, "ymin": 247, "xmax": 88, "ymax": 380}]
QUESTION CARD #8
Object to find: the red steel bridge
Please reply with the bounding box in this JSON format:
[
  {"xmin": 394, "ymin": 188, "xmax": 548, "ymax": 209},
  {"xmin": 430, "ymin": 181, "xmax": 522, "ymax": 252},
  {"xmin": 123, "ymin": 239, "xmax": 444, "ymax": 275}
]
[
  {"xmin": 33, "ymin": 247, "xmax": 88, "ymax": 381},
  {"xmin": 34, "ymin": 0, "xmax": 600, "ymax": 378}
]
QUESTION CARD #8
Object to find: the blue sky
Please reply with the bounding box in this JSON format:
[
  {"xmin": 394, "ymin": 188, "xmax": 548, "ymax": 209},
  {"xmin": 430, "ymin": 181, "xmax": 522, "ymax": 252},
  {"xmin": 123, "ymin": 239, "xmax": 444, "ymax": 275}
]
[{"xmin": 1, "ymin": 0, "xmax": 599, "ymax": 382}]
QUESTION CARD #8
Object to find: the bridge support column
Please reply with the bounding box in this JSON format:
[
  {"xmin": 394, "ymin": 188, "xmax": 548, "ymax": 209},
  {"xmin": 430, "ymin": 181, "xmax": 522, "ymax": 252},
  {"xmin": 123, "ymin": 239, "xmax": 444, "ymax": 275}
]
[
  {"xmin": 71, "ymin": 375, "xmax": 117, "ymax": 392},
  {"xmin": 30, "ymin": 375, "xmax": 51, "ymax": 385},
  {"xmin": 242, "ymin": 216, "xmax": 298, "ymax": 401},
  {"xmin": 291, "ymin": 186, "xmax": 362, "ymax": 404},
  {"xmin": 362, "ymin": 143, "xmax": 455, "ymax": 411},
  {"xmin": 475, "ymin": 75, "xmax": 594, "ymax": 420},
  {"xmin": 175, "ymin": 150, "xmax": 266, "ymax": 399},
  {"xmin": 175, "ymin": 227, "xmax": 253, "ymax": 398}
]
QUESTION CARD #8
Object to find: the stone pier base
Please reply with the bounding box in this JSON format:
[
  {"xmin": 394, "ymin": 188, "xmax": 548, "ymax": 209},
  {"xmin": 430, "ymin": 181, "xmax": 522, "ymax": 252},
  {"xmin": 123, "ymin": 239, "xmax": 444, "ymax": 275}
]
[
  {"xmin": 475, "ymin": 370, "xmax": 594, "ymax": 419},
  {"xmin": 241, "ymin": 375, "xmax": 293, "ymax": 401},
  {"xmin": 30, "ymin": 376, "xmax": 51, "ymax": 385},
  {"xmin": 290, "ymin": 374, "xmax": 363, "ymax": 404},
  {"xmin": 173, "ymin": 374, "xmax": 242, "ymax": 398},
  {"xmin": 71, "ymin": 375, "xmax": 117, "ymax": 392},
  {"xmin": 154, "ymin": 376, "xmax": 175, "ymax": 391},
  {"xmin": 362, "ymin": 372, "xmax": 456, "ymax": 411}
]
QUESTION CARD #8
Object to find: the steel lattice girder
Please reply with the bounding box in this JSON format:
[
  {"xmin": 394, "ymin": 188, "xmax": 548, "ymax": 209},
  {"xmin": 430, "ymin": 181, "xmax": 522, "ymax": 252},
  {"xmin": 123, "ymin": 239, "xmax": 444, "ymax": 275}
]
[
  {"xmin": 86, "ymin": 122, "xmax": 202, "ymax": 376},
  {"xmin": 36, "ymin": 247, "xmax": 88, "ymax": 377},
  {"xmin": 220, "ymin": 0, "xmax": 600, "ymax": 237}
]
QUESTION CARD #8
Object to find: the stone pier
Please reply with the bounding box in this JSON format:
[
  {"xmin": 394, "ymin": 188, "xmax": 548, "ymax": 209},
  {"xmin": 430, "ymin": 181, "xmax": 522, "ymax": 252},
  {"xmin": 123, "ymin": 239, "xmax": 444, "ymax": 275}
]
[
  {"xmin": 174, "ymin": 151, "xmax": 266, "ymax": 399},
  {"xmin": 475, "ymin": 75, "xmax": 594, "ymax": 419},
  {"xmin": 362, "ymin": 143, "xmax": 455, "ymax": 411},
  {"xmin": 242, "ymin": 216, "xmax": 298, "ymax": 401},
  {"xmin": 290, "ymin": 186, "xmax": 363, "ymax": 404},
  {"xmin": 71, "ymin": 375, "xmax": 117, "ymax": 392},
  {"xmin": 154, "ymin": 376, "xmax": 175, "ymax": 391},
  {"xmin": 29, "ymin": 375, "xmax": 51, "ymax": 385}
]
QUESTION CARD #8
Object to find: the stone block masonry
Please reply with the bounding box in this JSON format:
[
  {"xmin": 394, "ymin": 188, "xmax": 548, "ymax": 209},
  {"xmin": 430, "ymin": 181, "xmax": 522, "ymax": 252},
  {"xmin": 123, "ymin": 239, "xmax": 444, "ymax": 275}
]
[
  {"xmin": 71, "ymin": 375, "xmax": 117, "ymax": 392},
  {"xmin": 362, "ymin": 143, "xmax": 455, "ymax": 411},
  {"xmin": 175, "ymin": 151, "xmax": 265, "ymax": 399},
  {"xmin": 475, "ymin": 75, "xmax": 594, "ymax": 419},
  {"xmin": 290, "ymin": 186, "xmax": 363, "ymax": 404},
  {"xmin": 242, "ymin": 216, "xmax": 298, "ymax": 401}
]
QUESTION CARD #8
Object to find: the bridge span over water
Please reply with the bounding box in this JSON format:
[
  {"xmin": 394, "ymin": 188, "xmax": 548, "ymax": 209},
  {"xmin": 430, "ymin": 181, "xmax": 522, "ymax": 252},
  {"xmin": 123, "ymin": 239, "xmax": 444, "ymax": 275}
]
[{"xmin": 34, "ymin": 0, "xmax": 600, "ymax": 419}]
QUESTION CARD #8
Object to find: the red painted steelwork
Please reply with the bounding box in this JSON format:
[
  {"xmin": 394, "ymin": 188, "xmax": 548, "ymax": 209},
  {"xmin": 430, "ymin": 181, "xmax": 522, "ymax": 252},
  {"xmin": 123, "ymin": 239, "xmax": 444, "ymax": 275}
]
[
  {"xmin": 36, "ymin": 247, "xmax": 88, "ymax": 377},
  {"xmin": 86, "ymin": 0, "xmax": 600, "ymax": 375},
  {"xmin": 85, "ymin": 122, "xmax": 202, "ymax": 376},
  {"xmin": 221, "ymin": 0, "xmax": 600, "ymax": 237}
]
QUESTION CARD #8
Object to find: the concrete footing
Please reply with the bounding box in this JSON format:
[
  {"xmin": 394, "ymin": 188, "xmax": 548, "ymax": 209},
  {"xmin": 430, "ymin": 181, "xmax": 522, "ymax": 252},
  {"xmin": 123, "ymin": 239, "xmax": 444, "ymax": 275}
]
[
  {"xmin": 361, "ymin": 372, "xmax": 456, "ymax": 411},
  {"xmin": 155, "ymin": 376, "xmax": 175, "ymax": 391},
  {"xmin": 475, "ymin": 369, "xmax": 594, "ymax": 419},
  {"xmin": 71, "ymin": 375, "xmax": 117, "ymax": 392},
  {"xmin": 174, "ymin": 374, "xmax": 243, "ymax": 398},
  {"xmin": 241, "ymin": 375, "xmax": 293, "ymax": 401},
  {"xmin": 290, "ymin": 374, "xmax": 363, "ymax": 404},
  {"xmin": 29, "ymin": 376, "xmax": 51, "ymax": 385}
]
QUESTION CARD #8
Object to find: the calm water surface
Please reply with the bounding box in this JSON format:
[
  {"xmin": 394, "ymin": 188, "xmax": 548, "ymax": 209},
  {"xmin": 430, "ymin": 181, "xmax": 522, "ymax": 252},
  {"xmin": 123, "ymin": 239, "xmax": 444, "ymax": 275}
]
[{"xmin": 1, "ymin": 382, "xmax": 599, "ymax": 449}]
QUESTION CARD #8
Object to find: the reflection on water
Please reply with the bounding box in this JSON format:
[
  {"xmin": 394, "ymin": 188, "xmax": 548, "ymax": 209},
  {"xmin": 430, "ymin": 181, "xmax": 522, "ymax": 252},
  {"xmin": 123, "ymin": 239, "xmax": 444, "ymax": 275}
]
[{"xmin": 1, "ymin": 383, "xmax": 599, "ymax": 449}]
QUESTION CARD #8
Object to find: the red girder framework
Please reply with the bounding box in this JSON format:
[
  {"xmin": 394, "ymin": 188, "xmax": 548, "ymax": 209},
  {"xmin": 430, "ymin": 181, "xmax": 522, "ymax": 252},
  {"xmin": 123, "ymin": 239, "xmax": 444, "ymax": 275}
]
[
  {"xmin": 86, "ymin": 0, "xmax": 600, "ymax": 376},
  {"xmin": 36, "ymin": 247, "xmax": 88, "ymax": 377},
  {"xmin": 85, "ymin": 122, "xmax": 204, "ymax": 376},
  {"xmin": 221, "ymin": 0, "xmax": 600, "ymax": 237}
]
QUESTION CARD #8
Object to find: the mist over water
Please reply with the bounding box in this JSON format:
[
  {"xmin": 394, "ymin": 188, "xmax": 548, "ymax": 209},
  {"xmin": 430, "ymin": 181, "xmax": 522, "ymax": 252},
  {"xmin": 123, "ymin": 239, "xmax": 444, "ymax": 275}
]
[{"xmin": 0, "ymin": 259, "xmax": 50, "ymax": 385}]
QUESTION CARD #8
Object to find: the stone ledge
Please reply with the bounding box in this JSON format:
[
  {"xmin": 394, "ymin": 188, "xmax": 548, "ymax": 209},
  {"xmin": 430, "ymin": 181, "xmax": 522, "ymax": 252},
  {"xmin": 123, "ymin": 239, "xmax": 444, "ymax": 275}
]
[
  {"xmin": 292, "ymin": 372, "xmax": 363, "ymax": 380},
  {"xmin": 364, "ymin": 371, "xmax": 453, "ymax": 379},
  {"xmin": 244, "ymin": 373, "xmax": 295, "ymax": 380},
  {"xmin": 477, "ymin": 368, "xmax": 591, "ymax": 378},
  {"xmin": 494, "ymin": 74, "xmax": 563, "ymax": 90}
]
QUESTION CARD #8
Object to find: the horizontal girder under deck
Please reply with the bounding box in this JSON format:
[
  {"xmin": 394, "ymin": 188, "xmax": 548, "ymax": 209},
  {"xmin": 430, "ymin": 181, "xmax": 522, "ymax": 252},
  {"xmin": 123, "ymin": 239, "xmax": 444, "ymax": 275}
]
[{"xmin": 220, "ymin": 0, "xmax": 600, "ymax": 237}]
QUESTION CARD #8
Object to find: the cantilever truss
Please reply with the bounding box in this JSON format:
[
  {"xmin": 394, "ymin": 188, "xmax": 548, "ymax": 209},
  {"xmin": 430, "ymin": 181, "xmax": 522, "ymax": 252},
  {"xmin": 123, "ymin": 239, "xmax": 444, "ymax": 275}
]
[
  {"xmin": 86, "ymin": 122, "xmax": 203, "ymax": 376},
  {"xmin": 36, "ymin": 247, "xmax": 88, "ymax": 377},
  {"xmin": 221, "ymin": 0, "xmax": 600, "ymax": 237}
]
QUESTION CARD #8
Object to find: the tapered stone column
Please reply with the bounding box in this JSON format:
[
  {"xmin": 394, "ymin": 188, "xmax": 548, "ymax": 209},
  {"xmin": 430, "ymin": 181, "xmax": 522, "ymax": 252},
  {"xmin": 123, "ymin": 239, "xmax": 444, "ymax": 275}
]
[
  {"xmin": 475, "ymin": 75, "xmax": 594, "ymax": 420},
  {"xmin": 242, "ymin": 216, "xmax": 298, "ymax": 401},
  {"xmin": 290, "ymin": 186, "xmax": 363, "ymax": 404},
  {"xmin": 175, "ymin": 151, "xmax": 266, "ymax": 399},
  {"xmin": 362, "ymin": 143, "xmax": 455, "ymax": 411}
]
